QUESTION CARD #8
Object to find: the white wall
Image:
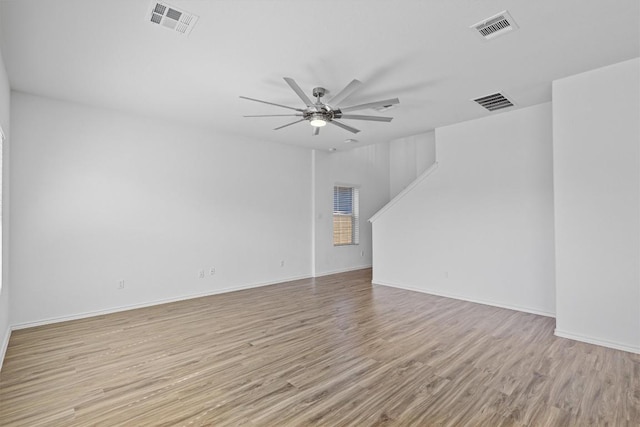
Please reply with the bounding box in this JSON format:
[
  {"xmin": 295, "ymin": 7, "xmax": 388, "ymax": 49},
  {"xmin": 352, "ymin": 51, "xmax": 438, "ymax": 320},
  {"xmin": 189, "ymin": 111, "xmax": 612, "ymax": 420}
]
[
  {"xmin": 313, "ymin": 144, "xmax": 390, "ymax": 276},
  {"xmin": 553, "ymin": 58, "xmax": 640, "ymax": 353},
  {"xmin": 372, "ymin": 103, "xmax": 556, "ymax": 316},
  {"xmin": 10, "ymin": 92, "xmax": 312, "ymax": 326},
  {"xmin": 0, "ymin": 6, "xmax": 11, "ymax": 368},
  {"xmin": 389, "ymin": 131, "xmax": 435, "ymax": 199}
]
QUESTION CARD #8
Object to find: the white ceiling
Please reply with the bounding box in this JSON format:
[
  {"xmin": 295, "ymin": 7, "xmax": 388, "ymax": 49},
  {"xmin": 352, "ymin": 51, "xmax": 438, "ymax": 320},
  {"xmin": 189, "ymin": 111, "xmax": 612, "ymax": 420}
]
[{"xmin": 1, "ymin": 0, "xmax": 638, "ymax": 151}]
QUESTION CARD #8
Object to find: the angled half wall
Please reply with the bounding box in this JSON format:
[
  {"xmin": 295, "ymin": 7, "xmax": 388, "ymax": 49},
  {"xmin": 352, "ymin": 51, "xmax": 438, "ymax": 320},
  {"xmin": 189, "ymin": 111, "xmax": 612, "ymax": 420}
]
[{"xmin": 371, "ymin": 103, "xmax": 556, "ymax": 317}]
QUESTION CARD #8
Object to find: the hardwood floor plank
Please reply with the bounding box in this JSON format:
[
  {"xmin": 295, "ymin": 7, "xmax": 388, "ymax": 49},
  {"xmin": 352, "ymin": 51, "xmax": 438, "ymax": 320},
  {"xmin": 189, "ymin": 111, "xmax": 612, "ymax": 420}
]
[{"xmin": 1, "ymin": 269, "xmax": 638, "ymax": 426}]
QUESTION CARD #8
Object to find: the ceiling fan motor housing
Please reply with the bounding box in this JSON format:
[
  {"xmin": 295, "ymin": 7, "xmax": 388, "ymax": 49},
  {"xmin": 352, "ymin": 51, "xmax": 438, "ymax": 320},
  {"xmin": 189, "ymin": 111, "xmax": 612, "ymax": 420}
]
[{"xmin": 304, "ymin": 109, "xmax": 336, "ymax": 123}]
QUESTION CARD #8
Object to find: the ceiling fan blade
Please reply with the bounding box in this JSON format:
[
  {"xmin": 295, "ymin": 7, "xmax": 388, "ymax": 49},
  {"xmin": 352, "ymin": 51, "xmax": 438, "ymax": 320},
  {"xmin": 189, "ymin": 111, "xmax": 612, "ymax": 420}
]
[
  {"xmin": 240, "ymin": 96, "xmax": 304, "ymax": 111},
  {"xmin": 274, "ymin": 118, "xmax": 306, "ymax": 130},
  {"xmin": 340, "ymin": 97, "xmax": 400, "ymax": 113},
  {"xmin": 338, "ymin": 114, "xmax": 393, "ymax": 122},
  {"xmin": 244, "ymin": 114, "xmax": 303, "ymax": 117},
  {"xmin": 328, "ymin": 79, "xmax": 363, "ymax": 106},
  {"xmin": 313, "ymin": 127, "xmax": 320, "ymax": 136},
  {"xmin": 330, "ymin": 120, "xmax": 361, "ymax": 134},
  {"xmin": 283, "ymin": 77, "xmax": 314, "ymax": 107}
]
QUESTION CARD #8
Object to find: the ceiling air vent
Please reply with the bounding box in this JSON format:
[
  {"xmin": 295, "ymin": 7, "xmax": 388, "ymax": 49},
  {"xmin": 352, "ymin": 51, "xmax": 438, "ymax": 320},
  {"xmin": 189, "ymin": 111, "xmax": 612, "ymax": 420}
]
[
  {"xmin": 472, "ymin": 92, "xmax": 515, "ymax": 112},
  {"xmin": 147, "ymin": 1, "xmax": 199, "ymax": 35},
  {"xmin": 470, "ymin": 11, "xmax": 518, "ymax": 40}
]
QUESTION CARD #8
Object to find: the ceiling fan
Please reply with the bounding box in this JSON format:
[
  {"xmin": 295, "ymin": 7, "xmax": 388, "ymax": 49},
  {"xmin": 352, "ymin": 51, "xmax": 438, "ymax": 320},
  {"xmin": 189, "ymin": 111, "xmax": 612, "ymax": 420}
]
[{"xmin": 240, "ymin": 77, "xmax": 399, "ymax": 135}]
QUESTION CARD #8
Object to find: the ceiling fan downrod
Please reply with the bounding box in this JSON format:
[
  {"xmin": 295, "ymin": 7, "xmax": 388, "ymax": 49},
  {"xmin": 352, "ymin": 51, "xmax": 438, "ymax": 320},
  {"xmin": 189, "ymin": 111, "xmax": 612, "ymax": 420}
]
[{"xmin": 312, "ymin": 87, "xmax": 326, "ymax": 103}]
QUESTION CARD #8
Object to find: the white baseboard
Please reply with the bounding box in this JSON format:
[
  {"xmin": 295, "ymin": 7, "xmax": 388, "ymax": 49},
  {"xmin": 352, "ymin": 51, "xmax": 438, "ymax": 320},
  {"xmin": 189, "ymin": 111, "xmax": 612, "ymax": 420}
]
[
  {"xmin": 11, "ymin": 274, "xmax": 311, "ymax": 330},
  {"xmin": 373, "ymin": 280, "xmax": 556, "ymax": 318},
  {"xmin": 554, "ymin": 329, "xmax": 640, "ymax": 354},
  {"xmin": 313, "ymin": 265, "xmax": 372, "ymax": 278},
  {"xmin": 0, "ymin": 326, "xmax": 10, "ymax": 373}
]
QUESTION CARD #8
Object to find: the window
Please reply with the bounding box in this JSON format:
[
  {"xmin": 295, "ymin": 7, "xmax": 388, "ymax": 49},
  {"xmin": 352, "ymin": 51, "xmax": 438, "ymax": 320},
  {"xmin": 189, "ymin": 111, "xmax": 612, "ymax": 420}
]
[{"xmin": 333, "ymin": 186, "xmax": 359, "ymax": 246}]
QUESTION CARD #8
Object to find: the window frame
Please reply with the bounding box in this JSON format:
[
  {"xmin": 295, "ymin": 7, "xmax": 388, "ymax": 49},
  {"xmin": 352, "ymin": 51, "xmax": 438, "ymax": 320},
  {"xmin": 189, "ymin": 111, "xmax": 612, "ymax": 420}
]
[{"xmin": 333, "ymin": 184, "xmax": 360, "ymax": 246}]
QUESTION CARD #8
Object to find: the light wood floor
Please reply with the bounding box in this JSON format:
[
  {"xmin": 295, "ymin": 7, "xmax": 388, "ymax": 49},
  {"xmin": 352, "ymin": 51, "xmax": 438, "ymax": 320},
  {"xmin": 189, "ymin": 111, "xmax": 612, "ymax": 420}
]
[{"xmin": 1, "ymin": 269, "xmax": 638, "ymax": 426}]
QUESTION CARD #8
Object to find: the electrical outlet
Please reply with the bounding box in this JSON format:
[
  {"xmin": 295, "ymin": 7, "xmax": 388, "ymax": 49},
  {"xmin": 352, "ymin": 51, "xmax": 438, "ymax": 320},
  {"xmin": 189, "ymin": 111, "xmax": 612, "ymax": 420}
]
[
  {"xmin": 199, "ymin": 269, "xmax": 205, "ymax": 279},
  {"xmin": 280, "ymin": 260, "xmax": 285, "ymax": 267},
  {"xmin": 360, "ymin": 250, "xmax": 365, "ymax": 257},
  {"xmin": 118, "ymin": 280, "xmax": 125, "ymax": 289},
  {"xmin": 210, "ymin": 267, "xmax": 216, "ymax": 276}
]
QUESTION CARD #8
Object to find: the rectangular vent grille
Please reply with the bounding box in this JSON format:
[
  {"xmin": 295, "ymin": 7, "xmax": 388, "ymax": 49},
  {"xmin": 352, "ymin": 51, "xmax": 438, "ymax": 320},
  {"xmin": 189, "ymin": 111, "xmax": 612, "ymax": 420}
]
[
  {"xmin": 471, "ymin": 11, "xmax": 518, "ymax": 40},
  {"xmin": 479, "ymin": 17, "xmax": 510, "ymax": 37},
  {"xmin": 148, "ymin": 1, "xmax": 199, "ymax": 35},
  {"xmin": 473, "ymin": 93, "xmax": 515, "ymax": 111}
]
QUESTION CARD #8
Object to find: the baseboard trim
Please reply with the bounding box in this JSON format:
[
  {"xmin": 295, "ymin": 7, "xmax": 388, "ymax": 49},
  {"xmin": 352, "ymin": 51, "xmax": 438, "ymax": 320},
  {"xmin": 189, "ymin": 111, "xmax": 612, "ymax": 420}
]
[
  {"xmin": 554, "ymin": 329, "xmax": 640, "ymax": 354},
  {"xmin": 373, "ymin": 280, "xmax": 556, "ymax": 318},
  {"xmin": 0, "ymin": 326, "xmax": 11, "ymax": 373},
  {"xmin": 313, "ymin": 265, "xmax": 372, "ymax": 278},
  {"xmin": 11, "ymin": 274, "xmax": 311, "ymax": 330}
]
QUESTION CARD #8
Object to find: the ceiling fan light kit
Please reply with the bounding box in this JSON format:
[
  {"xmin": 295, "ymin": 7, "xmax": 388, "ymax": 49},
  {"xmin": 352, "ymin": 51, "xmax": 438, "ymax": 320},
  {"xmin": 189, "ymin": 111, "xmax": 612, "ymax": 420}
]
[
  {"xmin": 309, "ymin": 114, "xmax": 327, "ymax": 127},
  {"xmin": 240, "ymin": 77, "xmax": 399, "ymax": 136}
]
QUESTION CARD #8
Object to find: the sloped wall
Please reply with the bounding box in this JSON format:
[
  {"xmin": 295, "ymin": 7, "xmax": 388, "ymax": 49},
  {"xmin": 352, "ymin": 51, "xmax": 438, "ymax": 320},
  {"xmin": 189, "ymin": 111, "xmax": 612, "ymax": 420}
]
[{"xmin": 371, "ymin": 103, "xmax": 555, "ymax": 316}]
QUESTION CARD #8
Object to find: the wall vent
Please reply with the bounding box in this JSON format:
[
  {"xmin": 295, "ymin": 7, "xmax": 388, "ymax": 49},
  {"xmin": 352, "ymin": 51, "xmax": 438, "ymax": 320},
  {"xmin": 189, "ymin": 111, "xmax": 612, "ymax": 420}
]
[
  {"xmin": 470, "ymin": 11, "xmax": 518, "ymax": 40},
  {"xmin": 472, "ymin": 92, "xmax": 515, "ymax": 111},
  {"xmin": 147, "ymin": 1, "xmax": 199, "ymax": 35}
]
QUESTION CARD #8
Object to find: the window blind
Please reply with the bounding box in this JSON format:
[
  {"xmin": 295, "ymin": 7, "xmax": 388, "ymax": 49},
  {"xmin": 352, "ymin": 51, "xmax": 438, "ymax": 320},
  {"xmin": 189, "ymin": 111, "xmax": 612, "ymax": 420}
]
[{"xmin": 333, "ymin": 186, "xmax": 359, "ymax": 245}]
